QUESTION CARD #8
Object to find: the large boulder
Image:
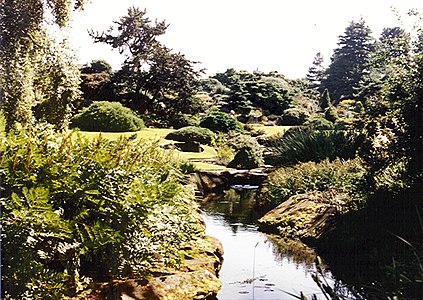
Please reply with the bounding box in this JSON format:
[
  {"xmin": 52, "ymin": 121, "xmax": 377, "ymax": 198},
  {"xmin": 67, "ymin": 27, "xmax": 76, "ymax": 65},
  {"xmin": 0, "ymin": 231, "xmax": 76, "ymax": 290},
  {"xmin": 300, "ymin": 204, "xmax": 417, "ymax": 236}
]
[
  {"xmin": 258, "ymin": 190, "xmax": 350, "ymax": 240},
  {"xmin": 88, "ymin": 236, "xmax": 223, "ymax": 300}
]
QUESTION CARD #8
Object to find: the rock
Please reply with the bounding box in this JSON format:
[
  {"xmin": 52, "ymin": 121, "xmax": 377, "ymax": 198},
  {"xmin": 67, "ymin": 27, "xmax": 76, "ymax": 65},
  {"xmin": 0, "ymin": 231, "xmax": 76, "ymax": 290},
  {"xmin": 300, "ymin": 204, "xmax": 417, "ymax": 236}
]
[
  {"xmin": 196, "ymin": 170, "xmax": 268, "ymax": 194},
  {"xmin": 258, "ymin": 190, "xmax": 349, "ymax": 240},
  {"xmin": 197, "ymin": 171, "xmax": 228, "ymax": 193},
  {"xmin": 89, "ymin": 236, "xmax": 223, "ymax": 300}
]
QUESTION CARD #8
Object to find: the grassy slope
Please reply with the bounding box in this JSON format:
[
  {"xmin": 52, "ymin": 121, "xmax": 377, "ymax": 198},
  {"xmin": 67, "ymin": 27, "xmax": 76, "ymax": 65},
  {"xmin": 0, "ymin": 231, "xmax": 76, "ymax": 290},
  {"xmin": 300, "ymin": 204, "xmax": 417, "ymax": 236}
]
[
  {"xmin": 77, "ymin": 125, "xmax": 289, "ymax": 171},
  {"xmin": 78, "ymin": 128, "xmax": 221, "ymax": 170}
]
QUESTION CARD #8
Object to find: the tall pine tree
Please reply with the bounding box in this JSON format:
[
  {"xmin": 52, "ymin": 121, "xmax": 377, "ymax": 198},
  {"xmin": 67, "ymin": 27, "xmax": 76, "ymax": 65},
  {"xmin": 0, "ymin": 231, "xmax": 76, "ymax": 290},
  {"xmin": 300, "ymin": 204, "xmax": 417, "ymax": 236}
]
[
  {"xmin": 321, "ymin": 18, "xmax": 374, "ymax": 102},
  {"xmin": 306, "ymin": 52, "xmax": 325, "ymax": 90}
]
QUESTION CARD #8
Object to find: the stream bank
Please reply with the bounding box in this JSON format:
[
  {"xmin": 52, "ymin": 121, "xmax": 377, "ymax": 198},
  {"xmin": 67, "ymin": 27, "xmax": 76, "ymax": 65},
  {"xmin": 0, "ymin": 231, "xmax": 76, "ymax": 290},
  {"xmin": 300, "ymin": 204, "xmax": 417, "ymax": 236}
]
[{"xmin": 200, "ymin": 188, "xmax": 345, "ymax": 299}]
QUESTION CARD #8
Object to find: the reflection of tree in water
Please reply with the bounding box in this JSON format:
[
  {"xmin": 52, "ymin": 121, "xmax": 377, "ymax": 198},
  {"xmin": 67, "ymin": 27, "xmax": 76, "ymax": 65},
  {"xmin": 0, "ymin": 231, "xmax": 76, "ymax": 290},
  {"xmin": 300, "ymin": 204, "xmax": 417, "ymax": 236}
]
[
  {"xmin": 201, "ymin": 189, "xmax": 261, "ymax": 233},
  {"xmin": 266, "ymin": 235, "xmax": 318, "ymax": 269}
]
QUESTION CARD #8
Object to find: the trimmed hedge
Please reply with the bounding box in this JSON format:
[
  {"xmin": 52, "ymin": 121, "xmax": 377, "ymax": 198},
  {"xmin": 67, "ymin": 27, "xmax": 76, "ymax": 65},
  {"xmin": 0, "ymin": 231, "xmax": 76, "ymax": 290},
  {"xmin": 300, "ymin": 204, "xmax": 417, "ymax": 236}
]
[
  {"xmin": 165, "ymin": 126, "xmax": 215, "ymax": 145},
  {"xmin": 70, "ymin": 101, "xmax": 145, "ymax": 132}
]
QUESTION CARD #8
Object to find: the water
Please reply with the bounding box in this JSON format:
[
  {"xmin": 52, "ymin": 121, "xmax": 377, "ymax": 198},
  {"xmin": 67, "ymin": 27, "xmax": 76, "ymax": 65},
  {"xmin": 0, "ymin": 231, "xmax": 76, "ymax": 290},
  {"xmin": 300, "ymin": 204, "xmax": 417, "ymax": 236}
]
[{"xmin": 201, "ymin": 189, "xmax": 340, "ymax": 300}]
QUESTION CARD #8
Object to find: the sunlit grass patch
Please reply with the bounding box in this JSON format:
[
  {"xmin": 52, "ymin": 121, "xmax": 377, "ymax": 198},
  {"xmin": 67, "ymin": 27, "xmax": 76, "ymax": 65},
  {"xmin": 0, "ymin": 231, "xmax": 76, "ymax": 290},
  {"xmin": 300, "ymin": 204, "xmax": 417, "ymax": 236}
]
[
  {"xmin": 77, "ymin": 128, "xmax": 175, "ymax": 142},
  {"xmin": 191, "ymin": 161, "xmax": 229, "ymax": 171}
]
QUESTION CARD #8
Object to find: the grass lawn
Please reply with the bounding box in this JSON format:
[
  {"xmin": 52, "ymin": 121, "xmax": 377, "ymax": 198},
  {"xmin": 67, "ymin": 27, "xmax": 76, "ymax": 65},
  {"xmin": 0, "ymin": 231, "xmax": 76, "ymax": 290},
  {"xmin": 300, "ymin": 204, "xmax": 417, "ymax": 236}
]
[
  {"xmin": 75, "ymin": 125, "xmax": 289, "ymax": 171},
  {"xmin": 191, "ymin": 161, "xmax": 229, "ymax": 171},
  {"xmin": 78, "ymin": 128, "xmax": 174, "ymax": 143}
]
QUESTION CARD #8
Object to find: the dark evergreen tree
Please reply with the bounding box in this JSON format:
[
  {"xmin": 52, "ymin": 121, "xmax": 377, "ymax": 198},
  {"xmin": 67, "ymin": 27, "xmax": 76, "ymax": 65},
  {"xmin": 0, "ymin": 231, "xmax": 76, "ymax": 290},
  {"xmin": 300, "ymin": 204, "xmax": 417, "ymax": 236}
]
[
  {"xmin": 357, "ymin": 27, "xmax": 411, "ymax": 101},
  {"xmin": 321, "ymin": 19, "xmax": 375, "ymax": 102},
  {"xmin": 306, "ymin": 52, "xmax": 325, "ymax": 90},
  {"xmin": 90, "ymin": 7, "xmax": 202, "ymax": 115}
]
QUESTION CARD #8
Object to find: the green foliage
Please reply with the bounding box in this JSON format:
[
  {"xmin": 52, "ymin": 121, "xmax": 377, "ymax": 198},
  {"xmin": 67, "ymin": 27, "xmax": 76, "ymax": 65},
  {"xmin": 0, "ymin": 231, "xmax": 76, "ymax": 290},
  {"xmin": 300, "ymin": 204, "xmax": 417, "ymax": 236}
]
[
  {"xmin": 319, "ymin": 89, "xmax": 331, "ymax": 110},
  {"xmin": 0, "ymin": 0, "xmax": 85, "ymax": 131},
  {"xmin": 264, "ymin": 128, "xmax": 356, "ymax": 166},
  {"xmin": 1, "ymin": 122, "xmax": 203, "ymax": 298},
  {"xmin": 91, "ymin": 7, "xmax": 202, "ymax": 116},
  {"xmin": 165, "ymin": 126, "xmax": 215, "ymax": 145},
  {"xmin": 70, "ymin": 101, "xmax": 145, "ymax": 132},
  {"xmin": 81, "ymin": 59, "xmax": 112, "ymax": 74},
  {"xmin": 169, "ymin": 113, "xmax": 201, "ymax": 129},
  {"xmin": 279, "ymin": 108, "xmax": 310, "ymax": 125},
  {"xmin": 306, "ymin": 52, "xmax": 325, "ymax": 90},
  {"xmin": 227, "ymin": 147, "xmax": 262, "ymax": 169},
  {"xmin": 199, "ymin": 111, "xmax": 243, "ymax": 133},
  {"xmin": 324, "ymin": 105, "xmax": 339, "ymax": 123},
  {"xmin": 32, "ymin": 38, "xmax": 82, "ymax": 128},
  {"xmin": 211, "ymin": 69, "xmax": 298, "ymax": 114},
  {"xmin": 258, "ymin": 158, "xmax": 367, "ymax": 209},
  {"xmin": 321, "ymin": 18, "xmax": 375, "ymax": 101},
  {"xmin": 224, "ymin": 133, "xmax": 264, "ymax": 168},
  {"xmin": 303, "ymin": 117, "xmax": 335, "ymax": 130}
]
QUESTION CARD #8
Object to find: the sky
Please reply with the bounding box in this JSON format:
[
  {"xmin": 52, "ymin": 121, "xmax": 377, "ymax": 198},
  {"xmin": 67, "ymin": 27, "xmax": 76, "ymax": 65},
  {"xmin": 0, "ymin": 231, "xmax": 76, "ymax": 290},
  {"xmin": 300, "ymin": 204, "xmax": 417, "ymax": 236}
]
[{"xmin": 65, "ymin": 0, "xmax": 423, "ymax": 79}]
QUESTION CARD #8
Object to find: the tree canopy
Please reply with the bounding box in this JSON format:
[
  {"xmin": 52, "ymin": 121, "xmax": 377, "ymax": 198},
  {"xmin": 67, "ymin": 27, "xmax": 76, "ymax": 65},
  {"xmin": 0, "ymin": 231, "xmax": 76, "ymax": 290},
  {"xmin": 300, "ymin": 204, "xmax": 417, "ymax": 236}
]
[
  {"xmin": 0, "ymin": 0, "xmax": 85, "ymax": 131},
  {"xmin": 90, "ymin": 7, "xmax": 203, "ymax": 116},
  {"xmin": 321, "ymin": 18, "xmax": 375, "ymax": 102}
]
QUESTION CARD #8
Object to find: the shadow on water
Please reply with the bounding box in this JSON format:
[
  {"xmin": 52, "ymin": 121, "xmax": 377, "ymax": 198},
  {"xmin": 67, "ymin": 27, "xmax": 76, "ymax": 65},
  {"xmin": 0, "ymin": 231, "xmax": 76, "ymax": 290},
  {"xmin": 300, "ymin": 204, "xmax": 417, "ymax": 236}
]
[{"xmin": 201, "ymin": 188, "xmax": 349, "ymax": 300}]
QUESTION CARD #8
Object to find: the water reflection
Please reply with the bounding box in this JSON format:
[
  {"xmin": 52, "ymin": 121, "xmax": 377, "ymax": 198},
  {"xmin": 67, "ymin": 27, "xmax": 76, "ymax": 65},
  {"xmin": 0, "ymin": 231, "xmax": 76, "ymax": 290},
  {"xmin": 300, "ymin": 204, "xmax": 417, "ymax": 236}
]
[{"xmin": 201, "ymin": 189, "xmax": 336, "ymax": 299}]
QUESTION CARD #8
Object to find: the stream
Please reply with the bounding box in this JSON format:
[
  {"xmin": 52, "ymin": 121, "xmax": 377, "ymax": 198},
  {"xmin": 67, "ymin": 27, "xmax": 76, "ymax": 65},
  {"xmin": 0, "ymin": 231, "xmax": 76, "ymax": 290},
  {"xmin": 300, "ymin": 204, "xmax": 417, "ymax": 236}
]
[{"xmin": 200, "ymin": 188, "xmax": 343, "ymax": 300}]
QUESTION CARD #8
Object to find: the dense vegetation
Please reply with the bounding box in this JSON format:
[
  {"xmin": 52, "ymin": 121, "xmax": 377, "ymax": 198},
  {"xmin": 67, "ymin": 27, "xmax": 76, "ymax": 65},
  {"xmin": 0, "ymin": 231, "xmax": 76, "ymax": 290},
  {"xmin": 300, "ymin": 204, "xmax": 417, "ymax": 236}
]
[
  {"xmin": 1, "ymin": 1, "xmax": 423, "ymax": 298},
  {"xmin": 1, "ymin": 121, "xmax": 203, "ymax": 299}
]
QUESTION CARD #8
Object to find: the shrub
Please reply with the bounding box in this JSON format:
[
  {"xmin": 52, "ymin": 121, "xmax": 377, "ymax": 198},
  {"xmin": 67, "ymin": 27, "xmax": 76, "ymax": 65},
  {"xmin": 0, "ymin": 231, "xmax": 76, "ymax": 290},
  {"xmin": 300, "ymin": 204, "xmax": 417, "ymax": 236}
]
[
  {"xmin": 220, "ymin": 133, "xmax": 263, "ymax": 168},
  {"xmin": 165, "ymin": 126, "xmax": 215, "ymax": 145},
  {"xmin": 70, "ymin": 101, "xmax": 145, "ymax": 132},
  {"xmin": 228, "ymin": 147, "xmax": 262, "ymax": 169},
  {"xmin": 278, "ymin": 108, "xmax": 310, "ymax": 125},
  {"xmin": 257, "ymin": 158, "xmax": 367, "ymax": 210},
  {"xmin": 170, "ymin": 113, "xmax": 200, "ymax": 129},
  {"xmin": 324, "ymin": 105, "xmax": 339, "ymax": 123},
  {"xmin": 1, "ymin": 123, "xmax": 203, "ymax": 298},
  {"xmin": 199, "ymin": 111, "xmax": 243, "ymax": 133},
  {"xmin": 303, "ymin": 116, "xmax": 335, "ymax": 130}
]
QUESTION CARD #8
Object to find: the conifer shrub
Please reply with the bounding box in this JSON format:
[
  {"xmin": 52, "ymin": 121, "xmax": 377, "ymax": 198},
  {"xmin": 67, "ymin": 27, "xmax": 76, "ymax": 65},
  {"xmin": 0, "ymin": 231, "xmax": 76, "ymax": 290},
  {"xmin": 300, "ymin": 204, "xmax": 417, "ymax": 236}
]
[
  {"xmin": 303, "ymin": 116, "xmax": 335, "ymax": 130},
  {"xmin": 199, "ymin": 111, "xmax": 243, "ymax": 133},
  {"xmin": 227, "ymin": 147, "xmax": 262, "ymax": 169},
  {"xmin": 278, "ymin": 108, "xmax": 310, "ymax": 125},
  {"xmin": 213, "ymin": 133, "xmax": 263, "ymax": 168},
  {"xmin": 70, "ymin": 101, "xmax": 145, "ymax": 132},
  {"xmin": 165, "ymin": 126, "xmax": 215, "ymax": 145}
]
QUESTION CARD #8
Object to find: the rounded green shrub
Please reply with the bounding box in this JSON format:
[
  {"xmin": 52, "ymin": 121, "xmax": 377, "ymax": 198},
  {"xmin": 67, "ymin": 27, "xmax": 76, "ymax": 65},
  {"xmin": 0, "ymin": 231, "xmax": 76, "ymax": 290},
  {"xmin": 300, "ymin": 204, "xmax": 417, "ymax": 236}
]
[
  {"xmin": 165, "ymin": 126, "xmax": 215, "ymax": 145},
  {"xmin": 278, "ymin": 108, "xmax": 310, "ymax": 125},
  {"xmin": 225, "ymin": 133, "xmax": 263, "ymax": 168},
  {"xmin": 303, "ymin": 117, "xmax": 335, "ymax": 130},
  {"xmin": 170, "ymin": 114, "xmax": 200, "ymax": 129},
  {"xmin": 70, "ymin": 101, "xmax": 145, "ymax": 132},
  {"xmin": 228, "ymin": 147, "xmax": 262, "ymax": 169},
  {"xmin": 199, "ymin": 111, "xmax": 243, "ymax": 133}
]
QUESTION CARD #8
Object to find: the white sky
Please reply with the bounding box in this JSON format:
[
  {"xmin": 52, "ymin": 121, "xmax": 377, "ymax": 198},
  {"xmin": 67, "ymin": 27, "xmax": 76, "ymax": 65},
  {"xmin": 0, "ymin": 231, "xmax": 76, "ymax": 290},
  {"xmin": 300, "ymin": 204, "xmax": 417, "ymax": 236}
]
[{"xmin": 65, "ymin": 0, "xmax": 423, "ymax": 79}]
